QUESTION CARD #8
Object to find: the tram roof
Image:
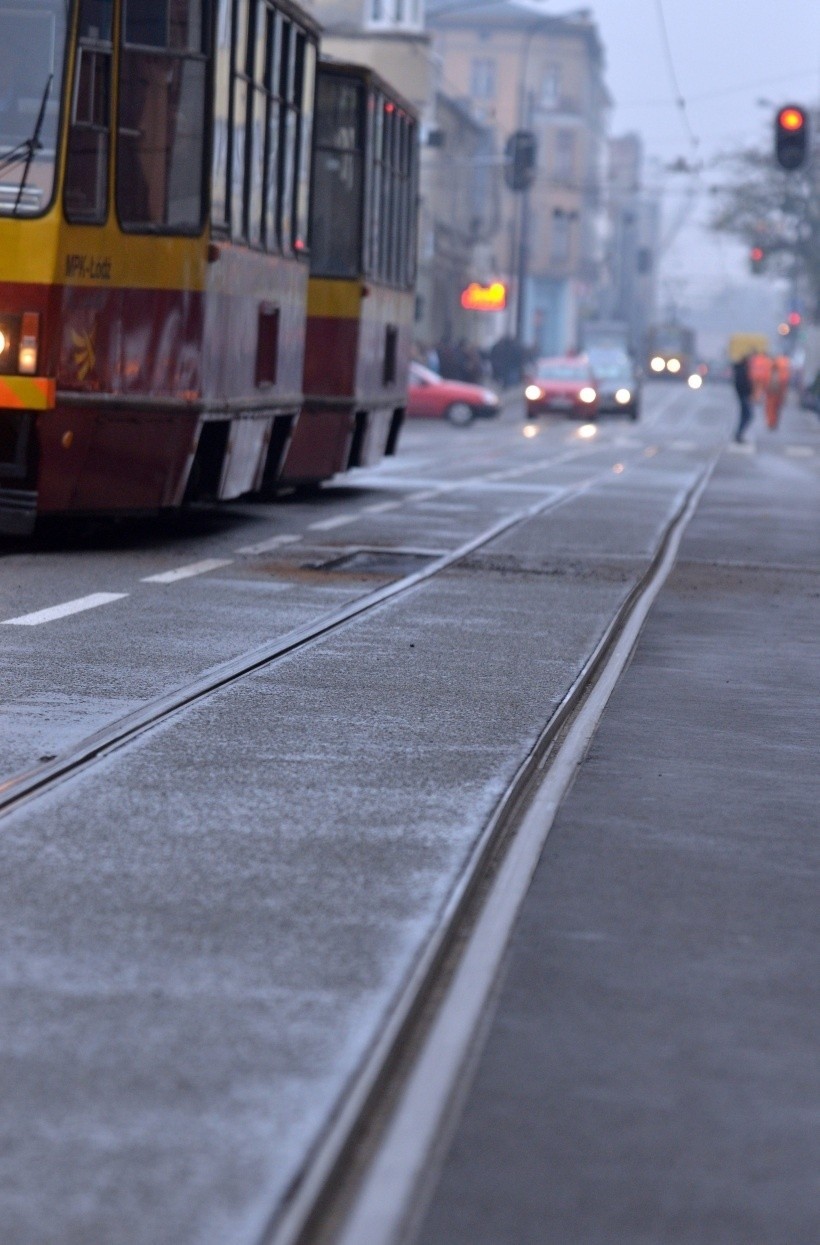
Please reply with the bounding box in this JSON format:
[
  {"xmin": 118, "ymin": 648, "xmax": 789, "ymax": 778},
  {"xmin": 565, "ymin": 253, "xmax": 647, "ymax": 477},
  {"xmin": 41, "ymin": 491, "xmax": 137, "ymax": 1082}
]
[{"xmin": 317, "ymin": 57, "xmax": 418, "ymax": 122}]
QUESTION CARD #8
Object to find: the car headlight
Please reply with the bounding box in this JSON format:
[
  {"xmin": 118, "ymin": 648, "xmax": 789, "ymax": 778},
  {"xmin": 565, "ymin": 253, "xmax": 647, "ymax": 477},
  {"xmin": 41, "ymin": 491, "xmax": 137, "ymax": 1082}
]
[
  {"xmin": 525, "ymin": 384, "xmax": 543, "ymax": 401},
  {"xmin": 666, "ymin": 358, "xmax": 682, "ymax": 374},
  {"xmin": 579, "ymin": 386, "xmax": 597, "ymax": 403},
  {"xmin": 650, "ymin": 356, "xmax": 665, "ymax": 372},
  {"xmin": 615, "ymin": 388, "xmax": 631, "ymax": 404},
  {"xmin": 687, "ymin": 373, "xmax": 703, "ymax": 390},
  {"xmin": 482, "ymin": 389, "xmax": 498, "ymax": 404}
]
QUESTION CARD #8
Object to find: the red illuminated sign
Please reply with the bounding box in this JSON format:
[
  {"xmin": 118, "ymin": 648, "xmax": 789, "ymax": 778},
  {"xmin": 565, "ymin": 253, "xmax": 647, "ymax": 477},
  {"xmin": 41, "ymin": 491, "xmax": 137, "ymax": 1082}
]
[{"xmin": 460, "ymin": 281, "xmax": 507, "ymax": 311}]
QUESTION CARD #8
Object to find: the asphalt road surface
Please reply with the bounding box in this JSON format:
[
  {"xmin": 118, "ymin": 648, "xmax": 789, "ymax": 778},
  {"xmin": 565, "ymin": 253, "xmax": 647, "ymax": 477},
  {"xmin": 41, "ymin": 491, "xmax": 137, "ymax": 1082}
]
[{"xmin": 0, "ymin": 382, "xmax": 815, "ymax": 1243}]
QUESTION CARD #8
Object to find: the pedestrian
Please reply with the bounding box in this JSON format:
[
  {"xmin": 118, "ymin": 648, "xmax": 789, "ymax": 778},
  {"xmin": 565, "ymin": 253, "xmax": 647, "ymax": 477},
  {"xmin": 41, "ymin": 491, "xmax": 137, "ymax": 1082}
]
[
  {"xmin": 765, "ymin": 353, "xmax": 790, "ymax": 430},
  {"xmin": 732, "ymin": 353, "xmax": 754, "ymax": 443}
]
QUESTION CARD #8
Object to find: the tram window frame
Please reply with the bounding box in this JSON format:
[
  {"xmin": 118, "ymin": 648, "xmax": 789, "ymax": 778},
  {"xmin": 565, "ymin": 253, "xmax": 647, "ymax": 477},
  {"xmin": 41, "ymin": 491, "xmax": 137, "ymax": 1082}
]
[
  {"xmin": 116, "ymin": 0, "xmax": 211, "ymax": 236},
  {"xmin": 64, "ymin": 0, "xmax": 114, "ymax": 225},
  {"xmin": 292, "ymin": 32, "xmax": 315, "ymax": 255},
  {"xmin": 309, "ymin": 71, "xmax": 365, "ymax": 280},
  {"xmin": 222, "ymin": 1, "xmax": 314, "ymax": 256}
]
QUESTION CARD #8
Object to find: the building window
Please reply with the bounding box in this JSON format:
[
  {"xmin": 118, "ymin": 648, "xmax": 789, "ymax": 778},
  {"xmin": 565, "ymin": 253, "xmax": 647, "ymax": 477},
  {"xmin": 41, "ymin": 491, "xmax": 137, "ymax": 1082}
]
[
  {"xmin": 554, "ymin": 128, "xmax": 575, "ymax": 181},
  {"xmin": 551, "ymin": 209, "xmax": 572, "ymax": 264},
  {"xmin": 470, "ymin": 57, "xmax": 495, "ymax": 101},
  {"xmin": 540, "ymin": 63, "xmax": 560, "ymax": 109}
]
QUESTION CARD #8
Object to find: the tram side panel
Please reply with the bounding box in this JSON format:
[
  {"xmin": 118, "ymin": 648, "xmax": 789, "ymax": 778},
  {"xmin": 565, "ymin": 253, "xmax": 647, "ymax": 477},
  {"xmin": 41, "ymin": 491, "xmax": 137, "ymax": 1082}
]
[
  {"xmin": 279, "ymin": 63, "xmax": 418, "ymax": 488},
  {"xmin": 0, "ymin": 0, "xmax": 319, "ymax": 532}
]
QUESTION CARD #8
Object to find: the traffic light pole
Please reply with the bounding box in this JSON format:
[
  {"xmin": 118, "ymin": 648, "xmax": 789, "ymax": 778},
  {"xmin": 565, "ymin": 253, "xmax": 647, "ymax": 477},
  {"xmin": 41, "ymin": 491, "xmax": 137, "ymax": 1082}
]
[{"xmin": 515, "ymin": 185, "xmax": 530, "ymax": 344}]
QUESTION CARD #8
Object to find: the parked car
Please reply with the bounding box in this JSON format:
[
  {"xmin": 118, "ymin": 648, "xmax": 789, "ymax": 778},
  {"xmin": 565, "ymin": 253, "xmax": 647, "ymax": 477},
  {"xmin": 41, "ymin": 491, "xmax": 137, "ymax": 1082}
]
[
  {"xmin": 524, "ymin": 356, "xmax": 599, "ymax": 419},
  {"xmin": 406, "ymin": 362, "xmax": 500, "ymax": 426},
  {"xmin": 587, "ymin": 347, "xmax": 641, "ymax": 420}
]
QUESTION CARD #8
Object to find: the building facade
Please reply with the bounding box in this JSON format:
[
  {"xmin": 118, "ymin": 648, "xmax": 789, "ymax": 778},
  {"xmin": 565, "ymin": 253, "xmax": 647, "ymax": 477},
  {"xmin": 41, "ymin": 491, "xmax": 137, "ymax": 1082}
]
[
  {"xmin": 428, "ymin": 0, "xmax": 610, "ymax": 356},
  {"xmin": 601, "ymin": 133, "xmax": 660, "ymax": 356}
]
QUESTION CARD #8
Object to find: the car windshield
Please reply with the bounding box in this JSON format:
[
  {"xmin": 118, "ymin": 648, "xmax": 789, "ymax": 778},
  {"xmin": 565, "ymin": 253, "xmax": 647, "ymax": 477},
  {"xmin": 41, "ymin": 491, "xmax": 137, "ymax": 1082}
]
[
  {"xmin": 536, "ymin": 361, "xmax": 590, "ymax": 381},
  {"xmin": 589, "ymin": 351, "xmax": 632, "ymax": 379},
  {"xmin": 0, "ymin": 0, "xmax": 68, "ymax": 216}
]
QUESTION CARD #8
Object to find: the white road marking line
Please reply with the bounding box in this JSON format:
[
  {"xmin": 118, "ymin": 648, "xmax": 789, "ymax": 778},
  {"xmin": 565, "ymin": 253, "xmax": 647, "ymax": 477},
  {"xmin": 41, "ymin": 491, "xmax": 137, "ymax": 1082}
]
[
  {"xmin": 670, "ymin": 439, "xmax": 696, "ymax": 451},
  {"xmin": 784, "ymin": 445, "xmax": 814, "ymax": 458},
  {"xmin": 235, "ymin": 534, "xmax": 302, "ymax": 555},
  {"xmin": 2, "ymin": 592, "xmax": 128, "ymax": 627},
  {"xmin": 405, "ymin": 489, "xmax": 441, "ymax": 502},
  {"xmin": 726, "ymin": 441, "xmax": 756, "ymax": 455},
  {"xmin": 415, "ymin": 501, "xmax": 478, "ymax": 512},
  {"xmin": 307, "ymin": 514, "xmax": 358, "ymax": 531},
  {"xmin": 361, "ymin": 501, "xmax": 402, "ymax": 514},
  {"xmin": 141, "ymin": 558, "xmax": 233, "ymax": 584}
]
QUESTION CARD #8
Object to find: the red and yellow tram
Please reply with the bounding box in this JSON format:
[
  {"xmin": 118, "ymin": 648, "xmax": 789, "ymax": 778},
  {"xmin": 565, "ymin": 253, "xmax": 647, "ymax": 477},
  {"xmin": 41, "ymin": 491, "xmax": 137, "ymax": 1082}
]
[
  {"xmin": 0, "ymin": 2, "xmax": 416, "ymax": 535},
  {"xmin": 280, "ymin": 61, "xmax": 418, "ymax": 488}
]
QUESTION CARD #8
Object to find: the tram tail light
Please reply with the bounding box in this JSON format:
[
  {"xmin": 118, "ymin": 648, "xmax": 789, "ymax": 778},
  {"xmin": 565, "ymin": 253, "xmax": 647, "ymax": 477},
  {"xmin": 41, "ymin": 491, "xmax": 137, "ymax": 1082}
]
[{"xmin": 18, "ymin": 312, "xmax": 40, "ymax": 375}]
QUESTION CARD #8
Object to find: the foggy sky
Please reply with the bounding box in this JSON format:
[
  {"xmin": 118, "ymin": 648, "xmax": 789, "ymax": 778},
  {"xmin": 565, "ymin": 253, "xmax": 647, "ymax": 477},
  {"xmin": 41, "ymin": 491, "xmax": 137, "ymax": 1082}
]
[{"xmin": 584, "ymin": 0, "xmax": 820, "ymax": 318}]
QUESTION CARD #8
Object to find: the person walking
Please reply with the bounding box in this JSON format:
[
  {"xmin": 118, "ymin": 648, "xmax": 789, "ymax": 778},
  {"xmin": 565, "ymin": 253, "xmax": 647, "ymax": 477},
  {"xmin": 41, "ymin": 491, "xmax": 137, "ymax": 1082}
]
[
  {"xmin": 765, "ymin": 353, "xmax": 790, "ymax": 430},
  {"xmin": 733, "ymin": 353, "xmax": 754, "ymax": 443}
]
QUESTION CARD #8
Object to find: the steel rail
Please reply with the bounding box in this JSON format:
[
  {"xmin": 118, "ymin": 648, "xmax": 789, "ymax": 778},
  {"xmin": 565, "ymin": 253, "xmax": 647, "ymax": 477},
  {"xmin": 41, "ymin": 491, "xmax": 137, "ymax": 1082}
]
[
  {"xmin": 259, "ymin": 454, "xmax": 719, "ymax": 1245},
  {"xmin": 0, "ymin": 472, "xmax": 604, "ymax": 822}
]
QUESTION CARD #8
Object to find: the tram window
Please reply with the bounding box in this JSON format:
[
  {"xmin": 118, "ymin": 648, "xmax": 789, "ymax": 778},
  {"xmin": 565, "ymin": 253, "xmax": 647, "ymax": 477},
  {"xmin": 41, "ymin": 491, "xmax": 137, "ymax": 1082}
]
[
  {"xmin": 65, "ymin": 0, "xmax": 113, "ymax": 224},
  {"xmin": 277, "ymin": 21, "xmax": 296, "ymax": 255},
  {"xmin": 210, "ymin": 0, "xmax": 231, "ymax": 231},
  {"xmin": 0, "ymin": 2, "xmax": 68, "ymax": 218},
  {"xmin": 245, "ymin": 3, "xmax": 267, "ymax": 245},
  {"xmin": 124, "ymin": 0, "xmax": 205, "ymax": 53},
  {"xmin": 367, "ymin": 96, "xmax": 383, "ymax": 280},
  {"xmin": 262, "ymin": 9, "xmax": 282, "ymax": 249},
  {"xmin": 310, "ymin": 75, "xmax": 363, "ymax": 278},
  {"xmin": 117, "ymin": 0, "xmax": 210, "ymax": 232}
]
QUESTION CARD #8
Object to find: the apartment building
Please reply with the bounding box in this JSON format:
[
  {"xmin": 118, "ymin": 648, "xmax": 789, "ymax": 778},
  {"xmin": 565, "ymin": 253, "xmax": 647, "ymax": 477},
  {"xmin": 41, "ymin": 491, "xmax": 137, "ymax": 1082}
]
[{"xmin": 428, "ymin": 1, "xmax": 610, "ymax": 355}]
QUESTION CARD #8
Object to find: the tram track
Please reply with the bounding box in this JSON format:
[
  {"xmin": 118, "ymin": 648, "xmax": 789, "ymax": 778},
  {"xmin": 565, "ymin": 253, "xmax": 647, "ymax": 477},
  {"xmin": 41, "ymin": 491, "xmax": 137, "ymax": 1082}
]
[
  {"xmin": 0, "ymin": 469, "xmax": 612, "ymax": 823},
  {"xmin": 259, "ymin": 453, "xmax": 719, "ymax": 1245}
]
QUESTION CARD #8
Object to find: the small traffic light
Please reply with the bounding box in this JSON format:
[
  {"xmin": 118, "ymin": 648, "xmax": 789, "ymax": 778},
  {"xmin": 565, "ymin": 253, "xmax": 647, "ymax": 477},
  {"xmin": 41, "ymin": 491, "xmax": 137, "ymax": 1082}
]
[
  {"xmin": 504, "ymin": 130, "xmax": 537, "ymax": 192},
  {"xmin": 787, "ymin": 311, "xmax": 802, "ymax": 327},
  {"xmin": 775, "ymin": 104, "xmax": 809, "ymax": 170},
  {"xmin": 750, "ymin": 245, "xmax": 765, "ymax": 275}
]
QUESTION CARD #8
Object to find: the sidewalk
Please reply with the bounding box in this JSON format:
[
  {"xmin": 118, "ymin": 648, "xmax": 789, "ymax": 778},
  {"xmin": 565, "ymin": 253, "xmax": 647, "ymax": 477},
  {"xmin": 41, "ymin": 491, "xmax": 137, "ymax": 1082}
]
[{"xmin": 414, "ymin": 418, "xmax": 820, "ymax": 1244}]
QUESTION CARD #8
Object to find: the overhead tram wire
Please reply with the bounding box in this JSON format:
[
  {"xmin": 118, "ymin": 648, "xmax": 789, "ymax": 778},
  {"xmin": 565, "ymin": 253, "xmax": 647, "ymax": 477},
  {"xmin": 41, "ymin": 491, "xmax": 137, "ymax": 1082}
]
[{"xmin": 653, "ymin": 0, "xmax": 701, "ymax": 160}]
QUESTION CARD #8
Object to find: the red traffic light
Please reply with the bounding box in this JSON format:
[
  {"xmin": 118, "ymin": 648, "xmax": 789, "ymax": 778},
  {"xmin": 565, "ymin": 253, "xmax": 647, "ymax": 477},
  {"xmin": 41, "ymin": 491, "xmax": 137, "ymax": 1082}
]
[
  {"xmin": 750, "ymin": 246, "xmax": 764, "ymax": 261},
  {"xmin": 778, "ymin": 106, "xmax": 805, "ymax": 132},
  {"xmin": 788, "ymin": 311, "xmax": 802, "ymax": 327}
]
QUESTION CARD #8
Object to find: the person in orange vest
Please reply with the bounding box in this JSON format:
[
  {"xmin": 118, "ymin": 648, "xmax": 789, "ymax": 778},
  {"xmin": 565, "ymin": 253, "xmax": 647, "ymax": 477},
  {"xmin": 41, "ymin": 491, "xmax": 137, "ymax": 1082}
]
[
  {"xmin": 748, "ymin": 351, "xmax": 772, "ymax": 403},
  {"xmin": 765, "ymin": 354, "xmax": 790, "ymax": 429}
]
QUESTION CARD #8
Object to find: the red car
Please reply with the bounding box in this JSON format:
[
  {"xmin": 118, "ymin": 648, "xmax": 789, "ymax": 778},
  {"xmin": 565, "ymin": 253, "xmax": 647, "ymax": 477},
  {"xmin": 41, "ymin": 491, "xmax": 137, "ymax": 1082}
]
[
  {"xmin": 524, "ymin": 356, "xmax": 599, "ymax": 419},
  {"xmin": 407, "ymin": 362, "xmax": 501, "ymax": 426}
]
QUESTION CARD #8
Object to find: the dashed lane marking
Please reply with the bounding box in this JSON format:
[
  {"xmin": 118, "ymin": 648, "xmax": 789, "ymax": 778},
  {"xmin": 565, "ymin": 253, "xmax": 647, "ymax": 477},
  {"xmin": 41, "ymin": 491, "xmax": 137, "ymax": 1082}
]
[
  {"xmin": 784, "ymin": 445, "xmax": 815, "ymax": 458},
  {"xmin": 2, "ymin": 592, "xmax": 128, "ymax": 627},
  {"xmin": 235, "ymin": 534, "xmax": 303, "ymax": 555},
  {"xmin": 360, "ymin": 501, "xmax": 402, "ymax": 514},
  {"xmin": 307, "ymin": 515, "xmax": 358, "ymax": 532},
  {"xmin": 670, "ymin": 440, "xmax": 696, "ymax": 451},
  {"xmin": 141, "ymin": 558, "xmax": 234, "ymax": 584}
]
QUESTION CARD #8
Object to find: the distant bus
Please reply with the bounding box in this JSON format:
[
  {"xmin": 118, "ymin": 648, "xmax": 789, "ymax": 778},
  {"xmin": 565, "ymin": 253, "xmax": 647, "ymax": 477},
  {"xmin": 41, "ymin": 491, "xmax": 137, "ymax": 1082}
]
[{"xmin": 646, "ymin": 323, "xmax": 696, "ymax": 379}]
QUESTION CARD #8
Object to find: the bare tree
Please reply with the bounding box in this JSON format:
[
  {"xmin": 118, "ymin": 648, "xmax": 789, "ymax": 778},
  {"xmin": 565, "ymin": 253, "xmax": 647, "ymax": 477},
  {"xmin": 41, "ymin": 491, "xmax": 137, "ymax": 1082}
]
[{"xmin": 710, "ymin": 145, "xmax": 820, "ymax": 320}]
